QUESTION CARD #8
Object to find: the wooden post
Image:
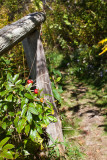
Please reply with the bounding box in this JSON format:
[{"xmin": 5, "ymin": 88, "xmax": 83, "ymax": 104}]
[{"xmin": 22, "ymin": 30, "xmax": 64, "ymax": 153}]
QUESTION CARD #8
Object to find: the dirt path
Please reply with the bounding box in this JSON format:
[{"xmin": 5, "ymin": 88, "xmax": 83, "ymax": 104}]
[{"xmin": 60, "ymin": 79, "xmax": 107, "ymax": 160}]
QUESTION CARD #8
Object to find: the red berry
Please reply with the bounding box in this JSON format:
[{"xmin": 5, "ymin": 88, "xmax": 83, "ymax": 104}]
[
  {"xmin": 27, "ymin": 79, "xmax": 33, "ymax": 84},
  {"xmin": 34, "ymin": 89, "xmax": 38, "ymax": 94}
]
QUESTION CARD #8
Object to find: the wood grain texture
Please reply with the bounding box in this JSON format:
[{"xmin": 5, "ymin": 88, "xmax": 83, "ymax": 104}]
[
  {"xmin": 22, "ymin": 31, "xmax": 64, "ymax": 152},
  {"xmin": 0, "ymin": 12, "xmax": 46, "ymax": 55}
]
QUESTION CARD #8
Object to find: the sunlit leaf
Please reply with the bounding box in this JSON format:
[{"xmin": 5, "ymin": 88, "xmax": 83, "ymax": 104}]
[
  {"xmin": 27, "ymin": 111, "xmax": 32, "ymax": 124},
  {"xmin": 0, "ymin": 137, "xmax": 10, "ymax": 148},
  {"xmin": 25, "ymin": 124, "xmax": 30, "ymax": 136},
  {"xmin": 25, "ymin": 93, "xmax": 34, "ymax": 99},
  {"xmin": 3, "ymin": 144, "xmax": 14, "ymax": 150},
  {"xmin": 13, "ymin": 74, "xmax": 19, "ymax": 83}
]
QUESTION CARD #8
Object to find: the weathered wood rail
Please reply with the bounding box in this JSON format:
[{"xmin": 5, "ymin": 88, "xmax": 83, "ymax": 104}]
[{"xmin": 0, "ymin": 12, "xmax": 64, "ymax": 153}]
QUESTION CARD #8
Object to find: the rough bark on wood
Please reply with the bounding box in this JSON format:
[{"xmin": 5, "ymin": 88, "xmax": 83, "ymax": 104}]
[
  {"xmin": 22, "ymin": 30, "xmax": 64, "ymax": 153},
  {"xmin": 0, "ymin": 12, "xmax": 45, "ymax": 55}
]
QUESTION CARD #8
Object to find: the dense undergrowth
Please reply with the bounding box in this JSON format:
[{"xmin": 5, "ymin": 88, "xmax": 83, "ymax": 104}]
[{"xmin": 0, "ymin": 0, "xmax": 107, "ymax": 159}]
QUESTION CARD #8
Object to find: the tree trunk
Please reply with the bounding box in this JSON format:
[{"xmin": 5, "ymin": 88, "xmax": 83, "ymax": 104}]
[{"xmin": 22, "ymin": 30, "xmax": 64, "ymax": 153}]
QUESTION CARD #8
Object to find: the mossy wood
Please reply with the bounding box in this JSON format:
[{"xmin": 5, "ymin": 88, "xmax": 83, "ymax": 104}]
[{"xmin": 0, "ymin": 12, "xmax": 64, "ymax": 152}]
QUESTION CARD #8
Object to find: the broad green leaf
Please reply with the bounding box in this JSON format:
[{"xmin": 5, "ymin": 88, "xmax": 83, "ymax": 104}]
[
  {"xmin": 7, "ymin": 94, "xmax": 13, "ymax": 102},
  {"xmin": 4, "ymin": 59, "xmax": 10, "ymax": 65},
  {"xmin": 0, "ymin": 137, "xmax": 10, "ymax": 148},
  {"xmin": 36, "ymin": 124, "xmax": 43, "ymax": 134},
  {"xmin": 7, "ymin": 73, "xmax": 13, "ymax": 82},
  {"xmin": 27, "ymin": 111, "xmax": 32, "ymax": 124},
  {"xmin": 29, "ymin": 103, "xmax": 35, "ymax": 108},
  {"xmin": 0, "ymin": 151, "xmax": 13, "ymax": 159},
  {"xmin": 3, "ymin": 144, "xmax": 14, "ymax": 150},
  {"xmin": 39, "ymin": 114, "xmax": 42, "ymax": 120},
  {"xmin": 43, "ymin": 117, "xmax": 50, "ymax": 125},
  {"xmin": 25, "ymin": 124, "xmax": 30, "ymax": 136},
  {"xmin": 25, "ymin": 93, "xmax": 34, "ymax": 99},
  {"xmin": 7, "ymin": 82, "xmax": 14, "ymax": 88},
  {"xmin": 21, "ymin": 98, "xmax": 28, "ymax": 108},
  {"xmin": 30, "ymin": 129, "xmax": 37, "ymax": 141},
  {"xmin": 13, "ymin": 74, "xmax": 19, "ymax": 83},
  {"xmin": 52, "ymin": 89, "xmax": 61, "ymax": 103},
  {"xmin": 15, "ymin": 79, "xmax": 22, "ymax": 85},
  {"xmin": 4, "ymin": 105, "xmax": 8, "ymax": 111},
  {"xmin": 17, "ymin": 119, "xmax": 26, "ymax": 133},
  {"xmin": 21, "ymin": 105, "xmax": 27, "ymax": 116},
  {"xmin": 0, "ymin": 91, "xmax": 8, "ymax": 97},
  {"xmin": 28, "ymin": 106, "xmax": 38, "ymax": 115},
  {"xmin": 36, "ymin": 104, "xmax": 43, "ymax": 113},
  {"xmin": 2, "ymin": 122, "xmax": 6, "ymax": 130},
  {"xmin": 48, "ymin": 116, "xmax": 57, "ymax": 122},
  {"xmin": 9, "ymin": 112, "xmax": 15, "ymax": 117},
  {"xmin": 14, "ymin": 116, "xmax": 19, "ymax": 128}
]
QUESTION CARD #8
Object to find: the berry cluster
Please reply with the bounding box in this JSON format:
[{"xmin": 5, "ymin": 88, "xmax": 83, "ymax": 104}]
[{"xmin": 27, "ymin": 79, "xmax": 38, "ymax": 94}]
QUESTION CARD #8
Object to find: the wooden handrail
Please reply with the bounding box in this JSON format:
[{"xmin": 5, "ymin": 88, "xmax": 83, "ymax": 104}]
[{"xmin": 0, "ymin": 12, "xmax": 46, "ymax": 55}]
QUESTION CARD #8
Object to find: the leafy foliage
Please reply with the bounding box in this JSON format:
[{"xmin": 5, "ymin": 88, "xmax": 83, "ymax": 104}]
[
  {"xmin": 0, "ymin": 57, "xmax": 56, "ymax": 159},
  {"xmin": 0, "ymin": 137, "xmax": 16, "ymax": 160}
]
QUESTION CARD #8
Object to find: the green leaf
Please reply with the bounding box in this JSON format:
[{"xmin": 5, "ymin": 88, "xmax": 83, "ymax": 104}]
[
  {"xmin": 0, "ymin": 137, "xmax": 10, "ymax": 148},
  {"xmin": 14, "ymin": 116, "xmax": 19, "ymax": 128},
  {"xmin": 5, "ymin": 82, "xmax": 14, "ymax": 90},
  {"xmin": 36, "ymin": 124, "xmax": 43, "ymax": 134},
  {"xmin": 9, "ymin": 112, "xmax": 15, "ymax": 117},
  {"xmin": 48, "ymin": 116, "xmax": 57, "ymax": 122},
  {"xmin": 26, "ymin": 83, "xmax": 32, "ymax": 90},
  {"xmin": 27, "ymin": 111, "xmax": 32, "ymax": 124},
  {"xmin": 3, "ymin": 144, "xmax": 14, "ymax": 150},
  {"xmin": 2, "ymin": 122, "xmax": 6, "ymax": 130},
  {"xmin": 36, "ymin": 104, "xmax": 43, "ymax": 113},
  {"xmin": 28, "ymin": 106, "xmax": 38, "ymax": 115},
  {"xmin": 4, "ymin": 105, "xmax": 8, "ymax": 111},
  {"xmin": 7, "ymin": 73, "xmax": 13, "ymax": 82},
  {"xmin": 43, "ymin": 117, "xmax": 50, "ymax": 125},
  {"xmin": 39, "ymin": 114, "xmax": 42, "ymax": 120},
  {"xmin": 7, "ymin": 94, "xmax": 13, "ymax": 102},
  {"xmin": 13, "ymin": 74, "xmax": 19, "ymax": 83},
  {"xmin": 21, "ymin": 105, "xmax": 27, "ymax": 117},
  {"xmin": 25, "ymin": 93, "xmax": 34, "ymax": 99},
  {"xmin": 0, "ymin": 91, "xmax": 8, "ymax": 97},
  {"xmin": 56, "ymin": 77, "xmax": 61, "ymax": 82},
  {"xmin": 25, "ymin": 124, "xmax": 30, "ymax": 136},
  {"xmin": 21, "ymin": 98, "xmax": 28, "ymax": 108},
  {"xmin": 15, "ymin": 79, "xmax": 22, "ymax": 85},
  {"xmin": 17, "ymin": 119, "xmax": 26, "ymax": 133},
  {"xmin": 29, "ymin": 103, "xmax": 35, "ymax": 108},
  {"xmin": 30, "ymin": 129, "xmax": 37, "ymax": 141},
  {"xmin": 0, "ymin": 151, "xmax": 13, "ymax": 159},
  {"xmin": 52, "ymin": 89, "xmax": 61, "ymax": 103},
  {"xmin": 5, "ymin": 59, "xmax": 10, "ymax": 65}
]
